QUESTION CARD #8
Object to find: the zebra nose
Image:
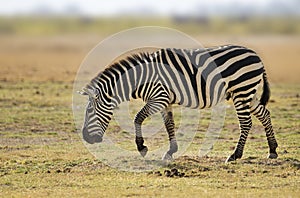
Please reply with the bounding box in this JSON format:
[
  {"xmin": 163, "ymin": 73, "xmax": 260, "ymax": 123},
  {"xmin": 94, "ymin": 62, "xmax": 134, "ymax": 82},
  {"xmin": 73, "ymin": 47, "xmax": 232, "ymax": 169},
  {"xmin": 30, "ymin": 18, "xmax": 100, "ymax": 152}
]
[{"xmin": 82, "ymin": 127, "xmax": 103, "ymax": 144}]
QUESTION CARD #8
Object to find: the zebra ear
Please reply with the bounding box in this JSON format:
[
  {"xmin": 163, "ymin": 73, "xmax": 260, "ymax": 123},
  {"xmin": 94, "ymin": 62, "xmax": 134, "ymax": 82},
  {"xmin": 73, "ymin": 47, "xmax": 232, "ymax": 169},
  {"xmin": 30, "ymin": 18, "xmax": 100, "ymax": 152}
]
[
  {"xmin": 77, "ymin": 90, "xmax": 88, "ymax": 96},
  {"xmin": 79, "ymin": 87, "xmax": 99, "ymax": 99}
]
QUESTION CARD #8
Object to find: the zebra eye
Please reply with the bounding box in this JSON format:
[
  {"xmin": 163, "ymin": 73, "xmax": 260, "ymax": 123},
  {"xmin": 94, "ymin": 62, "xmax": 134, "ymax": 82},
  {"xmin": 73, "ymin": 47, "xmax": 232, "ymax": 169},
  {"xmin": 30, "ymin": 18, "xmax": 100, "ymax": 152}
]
[{"xmin": 87, "ymin": 101, "xmax": 93, "ymax": 109}]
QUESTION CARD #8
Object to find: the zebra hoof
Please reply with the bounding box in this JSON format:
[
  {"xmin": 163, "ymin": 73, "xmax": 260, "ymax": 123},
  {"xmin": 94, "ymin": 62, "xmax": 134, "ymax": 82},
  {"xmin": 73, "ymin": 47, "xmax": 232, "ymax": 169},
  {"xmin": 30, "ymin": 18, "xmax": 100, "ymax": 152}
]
[
  {"xmin": 162, "ymin": 152, "xmax": 173, "ymax": 161},
  {"xmin": 268, "ymin": 153, "xmax": 278, "ymax": 159},
  {"xmin": 225, "ymin": 155, "xmax": 236, "ymax": 163},
  {"xmin": 139, "ymin": 146, "xmax": 148, "ymax": 157}
]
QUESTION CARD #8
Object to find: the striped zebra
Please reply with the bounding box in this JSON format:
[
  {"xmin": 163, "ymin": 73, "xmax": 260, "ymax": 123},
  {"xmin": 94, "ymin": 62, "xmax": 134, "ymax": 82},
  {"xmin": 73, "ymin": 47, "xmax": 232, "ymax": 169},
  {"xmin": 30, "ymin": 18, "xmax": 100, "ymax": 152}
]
[{"xmin": 79, "ymin": 45, "xmax": 278, "ymax": 162}]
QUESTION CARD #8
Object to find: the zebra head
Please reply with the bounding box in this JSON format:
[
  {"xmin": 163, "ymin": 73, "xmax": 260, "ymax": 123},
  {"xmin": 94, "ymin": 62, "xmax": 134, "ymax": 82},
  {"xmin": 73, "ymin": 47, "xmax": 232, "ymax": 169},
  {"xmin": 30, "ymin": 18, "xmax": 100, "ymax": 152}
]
[{"xmin": 78, "ymin": 87, "xmax": 113, "ymax": 144}]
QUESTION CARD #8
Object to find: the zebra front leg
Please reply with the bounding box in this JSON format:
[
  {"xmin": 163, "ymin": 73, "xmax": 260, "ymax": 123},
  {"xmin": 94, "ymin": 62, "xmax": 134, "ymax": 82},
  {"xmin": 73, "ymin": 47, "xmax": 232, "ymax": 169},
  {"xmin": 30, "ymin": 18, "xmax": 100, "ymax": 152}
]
[
  {"xmin": 134, "ymin": 98, "xmax": 169, "ymax": 157},
  {"xmin": 134, "ymin": 111, "xmax": 149, "ymax": 157},
  {"xmin": 161, "ymin": 106, "xmax": 178, "ymax": 161},
  {"xmin": 135, "ymin": 136, "xmax": 148, "ymax": 157}
]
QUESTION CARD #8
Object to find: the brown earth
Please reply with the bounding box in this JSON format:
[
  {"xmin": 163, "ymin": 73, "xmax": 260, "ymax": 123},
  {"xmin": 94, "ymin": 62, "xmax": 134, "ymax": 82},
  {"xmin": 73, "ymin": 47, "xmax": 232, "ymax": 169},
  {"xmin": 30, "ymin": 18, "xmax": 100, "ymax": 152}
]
[{"xmin": 0, "ymin": 34, "xmax": 299, "ymax": 83}]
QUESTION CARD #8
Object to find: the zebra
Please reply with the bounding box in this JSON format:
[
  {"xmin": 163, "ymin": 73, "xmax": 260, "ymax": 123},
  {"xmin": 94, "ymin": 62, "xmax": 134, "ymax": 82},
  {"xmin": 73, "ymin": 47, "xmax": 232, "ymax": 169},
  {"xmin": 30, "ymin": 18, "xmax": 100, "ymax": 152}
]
[{"xmin": 79, "ymin": 45, "xmax": 278, "ymax": 162}]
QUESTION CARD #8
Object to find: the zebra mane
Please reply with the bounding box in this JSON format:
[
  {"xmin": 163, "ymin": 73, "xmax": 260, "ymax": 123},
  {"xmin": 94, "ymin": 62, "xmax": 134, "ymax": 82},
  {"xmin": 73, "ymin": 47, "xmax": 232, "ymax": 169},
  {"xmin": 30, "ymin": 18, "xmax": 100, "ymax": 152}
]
[
  {"xmin": 103, "ymin": 51, "xmax": 153, "ymax": 77},
  {"xmin": 83, "ymin": 51, "xmax": 154, "ymax": 93},
  {"xmin": 111, "ymin": 51, "xmax": 152, "ymax": 69}
]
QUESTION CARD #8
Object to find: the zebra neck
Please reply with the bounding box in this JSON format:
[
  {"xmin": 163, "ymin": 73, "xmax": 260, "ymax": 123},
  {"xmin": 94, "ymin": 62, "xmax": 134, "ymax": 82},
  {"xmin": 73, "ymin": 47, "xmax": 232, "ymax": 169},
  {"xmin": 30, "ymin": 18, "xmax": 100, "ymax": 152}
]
[
  {"xmin": 101, "ymin": 63, "xmax": 144, "ymax": 108},
  {"xmin": 91, "ymin": 52, "xmax": 156, "ymax": 108}
]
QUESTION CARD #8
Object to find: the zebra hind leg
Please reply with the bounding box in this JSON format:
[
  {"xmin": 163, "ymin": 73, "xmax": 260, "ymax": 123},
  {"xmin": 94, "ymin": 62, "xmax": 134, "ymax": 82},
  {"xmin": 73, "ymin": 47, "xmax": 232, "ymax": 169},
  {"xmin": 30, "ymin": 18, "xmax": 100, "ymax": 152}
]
[
  {"xmin": 226, "ymin": 102, "xmax": 252, "ymax": 162},
  {"xmin": 251, "ymin": 104, "xmax": 278, "ymax": 159},
  {"xmin": 161, "ymin": 105, "xmax": 178, "ymax": 161}
]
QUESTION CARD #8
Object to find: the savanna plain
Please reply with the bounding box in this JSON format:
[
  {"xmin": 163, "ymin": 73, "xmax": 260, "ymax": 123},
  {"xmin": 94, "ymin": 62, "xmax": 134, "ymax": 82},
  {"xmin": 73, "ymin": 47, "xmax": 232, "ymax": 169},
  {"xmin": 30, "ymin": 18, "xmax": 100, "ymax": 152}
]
[{"xmin": 0, "ymin": 18, "xmax": 299, "ymax": 197}]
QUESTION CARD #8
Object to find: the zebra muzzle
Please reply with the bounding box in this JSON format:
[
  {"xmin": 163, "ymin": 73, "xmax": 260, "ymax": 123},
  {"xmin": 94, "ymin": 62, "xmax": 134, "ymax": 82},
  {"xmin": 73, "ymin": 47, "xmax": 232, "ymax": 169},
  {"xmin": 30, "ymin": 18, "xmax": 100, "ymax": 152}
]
[{"xmin": 82, "ymin": 127, "xmax": 103, "ymax": 144}]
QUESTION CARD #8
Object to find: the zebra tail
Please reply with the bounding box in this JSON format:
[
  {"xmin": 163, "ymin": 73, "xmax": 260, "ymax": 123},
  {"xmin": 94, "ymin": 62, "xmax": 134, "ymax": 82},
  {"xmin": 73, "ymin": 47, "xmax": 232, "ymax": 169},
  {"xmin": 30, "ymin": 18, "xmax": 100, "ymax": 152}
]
[{"xmin": 260, "ymin": 72, "xmax": 270, "ymax": 106}]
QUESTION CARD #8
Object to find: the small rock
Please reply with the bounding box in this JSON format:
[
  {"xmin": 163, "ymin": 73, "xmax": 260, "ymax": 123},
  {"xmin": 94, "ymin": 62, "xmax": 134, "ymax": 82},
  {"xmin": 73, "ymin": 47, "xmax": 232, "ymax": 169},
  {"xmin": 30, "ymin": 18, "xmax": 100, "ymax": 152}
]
[
  {"xmin": 63, "ymin": 168, "xmax": 71, "ymax": 173},
  {"xmin": 153, "ymin": 171, "xmax": 162, "ymax": 176},
  {"xmin": 171, "ymin": 168, "xmax": 179, "ymax": 176},
  {"xmin": 164, "ymin": 169, "xmax": 186, "ymax": 178},
  {"xmin": 164, "ymin": 170, "xmax": 171, "ymax": 177},
  {"xmin": 178, "ymin": 172, "xmax": 185, "ymax": 177},
  {"xmin": 202, "ymin": 167, "xmax": 210, "ymax": 171}
]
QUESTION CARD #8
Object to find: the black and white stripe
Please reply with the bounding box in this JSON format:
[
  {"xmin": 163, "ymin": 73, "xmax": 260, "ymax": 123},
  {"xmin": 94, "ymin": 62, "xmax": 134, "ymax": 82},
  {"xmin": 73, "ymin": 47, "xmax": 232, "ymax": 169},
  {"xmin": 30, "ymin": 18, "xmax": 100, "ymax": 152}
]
[{"xmin": 79, "ymin": 45, "xmax": 278, "ymax": 162}]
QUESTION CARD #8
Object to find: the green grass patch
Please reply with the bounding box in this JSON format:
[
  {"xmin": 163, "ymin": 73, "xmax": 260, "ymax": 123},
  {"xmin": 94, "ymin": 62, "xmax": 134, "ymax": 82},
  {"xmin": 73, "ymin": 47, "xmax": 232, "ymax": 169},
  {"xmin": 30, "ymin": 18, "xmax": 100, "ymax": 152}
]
[{"xmin": 1, "ymin": 16, "xmax": 300, "ymax": 36}]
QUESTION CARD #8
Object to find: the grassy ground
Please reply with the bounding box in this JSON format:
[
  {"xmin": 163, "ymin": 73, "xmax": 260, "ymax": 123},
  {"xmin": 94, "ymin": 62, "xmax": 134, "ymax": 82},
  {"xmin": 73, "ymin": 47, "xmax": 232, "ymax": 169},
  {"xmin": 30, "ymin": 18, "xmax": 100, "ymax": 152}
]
[
  {"xmin": 0, "ymin": 81, "xmax": 299, "ymax": 197},
  {"xmin": 0, "ymin": 34, "xmax": 299, "ymax": 197}
]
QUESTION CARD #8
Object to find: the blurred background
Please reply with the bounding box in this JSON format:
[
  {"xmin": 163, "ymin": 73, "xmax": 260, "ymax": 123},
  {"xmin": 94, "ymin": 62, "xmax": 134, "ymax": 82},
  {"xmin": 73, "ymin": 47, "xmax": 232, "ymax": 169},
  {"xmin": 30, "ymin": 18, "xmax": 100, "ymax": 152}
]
[{"xmin": 0, "ymin": 0, "xmax": 299, "ymax": 83}]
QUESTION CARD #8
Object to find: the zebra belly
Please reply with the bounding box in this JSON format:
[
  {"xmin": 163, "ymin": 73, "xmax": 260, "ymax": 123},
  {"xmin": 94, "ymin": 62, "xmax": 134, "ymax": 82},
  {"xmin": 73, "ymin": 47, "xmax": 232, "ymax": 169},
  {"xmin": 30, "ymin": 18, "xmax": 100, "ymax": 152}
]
[{"xmin": 161, "ymin": 69, "xmax": 225, "ymax": 109}]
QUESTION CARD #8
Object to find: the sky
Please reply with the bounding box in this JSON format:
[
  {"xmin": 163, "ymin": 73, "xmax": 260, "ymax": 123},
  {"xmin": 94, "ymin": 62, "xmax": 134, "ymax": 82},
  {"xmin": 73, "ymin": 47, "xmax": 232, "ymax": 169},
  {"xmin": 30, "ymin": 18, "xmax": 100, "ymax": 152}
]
[{"xmin": 0, "ymin": 0, "xmax": 298, "ymax": 17}]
